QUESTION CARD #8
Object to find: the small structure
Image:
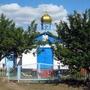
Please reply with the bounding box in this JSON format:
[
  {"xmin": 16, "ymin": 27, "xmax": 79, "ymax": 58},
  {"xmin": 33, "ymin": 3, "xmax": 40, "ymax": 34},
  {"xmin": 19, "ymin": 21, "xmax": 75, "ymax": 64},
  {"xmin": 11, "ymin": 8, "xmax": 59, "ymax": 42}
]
[
  {"xmin": 0, "ymin": 13, "xmax": 68, "ymax": 81},
  {"xmin": 41, "ymin": 12, "xmax": 52, "ymax": 30}
]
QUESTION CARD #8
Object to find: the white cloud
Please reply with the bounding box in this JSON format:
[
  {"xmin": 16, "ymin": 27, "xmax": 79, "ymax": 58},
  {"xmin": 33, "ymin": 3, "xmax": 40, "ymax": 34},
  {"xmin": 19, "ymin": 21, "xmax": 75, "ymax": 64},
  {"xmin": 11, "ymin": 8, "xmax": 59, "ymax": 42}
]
[
  {"xmin": 0, "ymin": 3, "xmax": 68, "ymax": 29},
  {"xmin": 0, "ymin": 3, "xmax": 20, "ymax": 12}
]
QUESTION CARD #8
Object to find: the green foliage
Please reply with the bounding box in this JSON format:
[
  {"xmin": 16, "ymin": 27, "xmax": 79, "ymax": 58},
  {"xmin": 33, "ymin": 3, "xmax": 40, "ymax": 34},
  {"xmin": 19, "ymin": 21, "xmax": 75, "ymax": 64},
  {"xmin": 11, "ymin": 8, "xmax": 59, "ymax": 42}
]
[
  {"xmin": 0, "ymin": 14, "xmax": 38, "ymax": 60},
  {"xmin": 55, "ymin": 9, "xmax": 90, "ymax": 74},
  {"xmin": 0, "ymin": 14, "xmax": 16, "ymax": 59}
]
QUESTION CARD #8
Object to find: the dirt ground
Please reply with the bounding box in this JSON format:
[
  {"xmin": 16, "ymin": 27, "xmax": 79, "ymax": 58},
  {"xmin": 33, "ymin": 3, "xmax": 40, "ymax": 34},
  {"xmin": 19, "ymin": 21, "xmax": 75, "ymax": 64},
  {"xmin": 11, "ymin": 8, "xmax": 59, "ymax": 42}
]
[{"xmin": 0, "ymin": 78, "xmax": 84, "ymax": 90}]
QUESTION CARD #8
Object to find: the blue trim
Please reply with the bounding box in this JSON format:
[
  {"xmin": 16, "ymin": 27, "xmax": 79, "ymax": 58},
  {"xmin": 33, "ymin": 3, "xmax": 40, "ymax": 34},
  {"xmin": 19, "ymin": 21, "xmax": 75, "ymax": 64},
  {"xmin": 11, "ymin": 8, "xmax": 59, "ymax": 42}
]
[{"xmin": 35, "ymin": 32, "xmax": 62, "ymax": 43}]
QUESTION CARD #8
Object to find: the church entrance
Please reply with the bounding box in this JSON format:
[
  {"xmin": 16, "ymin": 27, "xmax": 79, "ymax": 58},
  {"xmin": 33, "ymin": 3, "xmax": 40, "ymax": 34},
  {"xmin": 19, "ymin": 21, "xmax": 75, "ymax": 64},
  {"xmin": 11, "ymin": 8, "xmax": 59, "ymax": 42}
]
[{"xmin": 37, "ymin": 47, "xmax": 53, "ymax": 78}]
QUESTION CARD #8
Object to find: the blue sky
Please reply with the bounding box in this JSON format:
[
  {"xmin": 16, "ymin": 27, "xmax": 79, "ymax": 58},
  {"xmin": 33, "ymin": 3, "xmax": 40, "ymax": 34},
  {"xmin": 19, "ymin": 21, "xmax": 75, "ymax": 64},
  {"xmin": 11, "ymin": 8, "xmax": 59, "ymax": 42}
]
[
  {"xmin": 0, "ymin": 0, "xmax": 90, "ymax": 13},
  {"xmin": 0, "ymin": 0, "xmax": 90, "ymax": 30}
]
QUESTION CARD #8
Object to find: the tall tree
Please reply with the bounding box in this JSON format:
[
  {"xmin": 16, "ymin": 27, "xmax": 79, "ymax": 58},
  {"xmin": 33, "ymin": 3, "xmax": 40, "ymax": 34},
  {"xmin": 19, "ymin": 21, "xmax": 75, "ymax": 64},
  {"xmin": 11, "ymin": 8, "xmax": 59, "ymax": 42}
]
[
  {"xmin": 0, "ymin": 14, "xmax": 38, "ymax": 61},
  {"xmin": 26, "ymin": 20, "xmax": 39, "ymax": 50},
  {"xmin": 55, "ymin": 9, "xmax": 90, "ymax": 75},
  {"xmin": 0, "ymin": 14, "xmax": 16, "ymax": 60}
]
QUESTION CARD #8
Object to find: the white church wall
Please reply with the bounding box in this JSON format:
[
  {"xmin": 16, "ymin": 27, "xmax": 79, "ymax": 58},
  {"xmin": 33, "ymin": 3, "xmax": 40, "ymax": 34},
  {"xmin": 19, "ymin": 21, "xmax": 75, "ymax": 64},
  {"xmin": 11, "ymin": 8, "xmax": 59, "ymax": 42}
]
[
  {"xmin": 0, "ymin": 47, "xmax": 68, "ymax": 70},
  {"xmin": 22, "ymin": 49, "xmax": 37, "ymax": 69},
  {"xmin": 21, "ymin": 46, "xmax": 68, "ymax": 70},
  {"xmin": 53, "ymin": 60, "xmax": 68, "ymax": 70},
  {"xmin": 0, "ymin": 58, "xmax": 5, "ymax": 68}
]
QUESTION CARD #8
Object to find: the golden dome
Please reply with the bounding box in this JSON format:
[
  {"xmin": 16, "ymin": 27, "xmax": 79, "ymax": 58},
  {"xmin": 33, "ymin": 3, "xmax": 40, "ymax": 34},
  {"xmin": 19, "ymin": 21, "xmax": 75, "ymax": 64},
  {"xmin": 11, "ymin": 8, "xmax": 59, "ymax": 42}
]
[{"xmin": 41, "ymin": 13, "xmax": 52, "ymax": 23}]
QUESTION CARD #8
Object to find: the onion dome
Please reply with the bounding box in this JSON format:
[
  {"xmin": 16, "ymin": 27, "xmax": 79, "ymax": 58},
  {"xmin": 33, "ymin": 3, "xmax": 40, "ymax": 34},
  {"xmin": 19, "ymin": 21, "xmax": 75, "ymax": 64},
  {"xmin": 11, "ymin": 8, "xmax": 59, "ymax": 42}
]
[{"xmin": 41, "ymin": 13, "xmax": 52, "ymax": 23}]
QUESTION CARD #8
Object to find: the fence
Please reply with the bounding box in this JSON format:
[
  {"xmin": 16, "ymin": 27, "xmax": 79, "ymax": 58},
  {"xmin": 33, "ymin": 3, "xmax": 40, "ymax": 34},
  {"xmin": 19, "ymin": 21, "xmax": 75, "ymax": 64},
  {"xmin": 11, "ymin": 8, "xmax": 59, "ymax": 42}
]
[
  {"xmin": 7, "ymin": 63, "xmax": 69, "ymax": 82},
  {"xmin": 1, "ymin": 63, "xmax": 89, "ymax": 82},
  {"xmin": 0, "ymin": 69, "xmax": 6, "ymax": 77},
  {"xmin": 0, "ymin": 63, "xmax": 6, "ymax": 77}
]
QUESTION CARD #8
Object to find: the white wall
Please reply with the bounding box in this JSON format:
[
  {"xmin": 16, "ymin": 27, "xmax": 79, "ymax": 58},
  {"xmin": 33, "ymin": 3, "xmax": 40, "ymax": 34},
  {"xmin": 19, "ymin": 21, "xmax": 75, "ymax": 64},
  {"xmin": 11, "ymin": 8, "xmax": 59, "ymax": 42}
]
[
  {"xmin": 22, "ymin": 49, "xmax": 37, "ymax": 69},
  {"xmin": 21, "ymin": 47, "xmax": 68, "ymax": 70},
  {"xmin": 53, "ymin": 60, "xmax": 68, "ymax": 70},
  {"xmin": 0, "ymin": 58, "xmax": 5, "ymax": 68}
]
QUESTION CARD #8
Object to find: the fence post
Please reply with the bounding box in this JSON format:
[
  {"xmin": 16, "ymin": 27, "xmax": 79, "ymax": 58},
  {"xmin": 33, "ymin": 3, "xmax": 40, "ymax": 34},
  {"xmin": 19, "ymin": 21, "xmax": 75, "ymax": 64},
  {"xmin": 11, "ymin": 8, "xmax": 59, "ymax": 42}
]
[
  {"xmin": 17, "ymin": 65, "xmax": 21, "ymax": 83},
  {"xmin": 57, "ymin": 64, "xmax": 61, "ymax": 81},
  {"xmin": 7, "ymin": 67, "xmax": 10, "ymax": 80},
  {"xmin": 37, "ymin": 63, "xmax": 41, "ymax": 79}
]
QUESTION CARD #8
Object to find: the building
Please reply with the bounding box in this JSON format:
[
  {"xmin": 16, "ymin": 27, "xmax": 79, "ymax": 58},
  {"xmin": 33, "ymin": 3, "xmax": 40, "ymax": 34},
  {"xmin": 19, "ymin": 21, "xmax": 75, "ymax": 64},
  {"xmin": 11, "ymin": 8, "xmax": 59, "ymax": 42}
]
[{"xmin": 0, "ymin": 13, "xmax": 68, "ymax": 79}]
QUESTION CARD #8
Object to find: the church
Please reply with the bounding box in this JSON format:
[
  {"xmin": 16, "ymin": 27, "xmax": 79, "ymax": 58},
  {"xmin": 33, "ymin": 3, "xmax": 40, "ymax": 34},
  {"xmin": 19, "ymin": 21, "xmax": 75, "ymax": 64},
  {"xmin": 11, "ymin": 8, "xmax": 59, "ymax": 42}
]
[{"xmin": 0, "ymin": 13, "xmax": 68, "ymax": 79}]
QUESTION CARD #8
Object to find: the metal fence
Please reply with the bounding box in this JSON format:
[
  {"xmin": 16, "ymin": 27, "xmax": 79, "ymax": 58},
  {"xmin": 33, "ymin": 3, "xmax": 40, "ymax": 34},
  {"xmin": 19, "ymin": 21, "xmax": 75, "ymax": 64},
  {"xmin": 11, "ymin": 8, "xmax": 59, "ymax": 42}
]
[
  {"xmin": 1, "ymin": 63, "xmax": 89, "ymax": 83},
  {"xmin": 7, "ymin": 63, "xmax": 69, "ymax": 82},
  {"xmin": 0, "ymin": 69, "xmax": 6, "ymax": 77}
]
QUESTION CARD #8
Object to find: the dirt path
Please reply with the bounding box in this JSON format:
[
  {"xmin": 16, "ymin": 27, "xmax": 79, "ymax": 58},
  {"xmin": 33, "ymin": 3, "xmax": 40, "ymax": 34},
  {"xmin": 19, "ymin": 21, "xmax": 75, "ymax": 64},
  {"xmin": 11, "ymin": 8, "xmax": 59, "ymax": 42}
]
[
  {"xmin": 0, "ymin": 78, "xmax": 83, "ymax": 90},
  {"xmin": 0, "ymin": 78, "xmax": 25, "ymax": 90}
]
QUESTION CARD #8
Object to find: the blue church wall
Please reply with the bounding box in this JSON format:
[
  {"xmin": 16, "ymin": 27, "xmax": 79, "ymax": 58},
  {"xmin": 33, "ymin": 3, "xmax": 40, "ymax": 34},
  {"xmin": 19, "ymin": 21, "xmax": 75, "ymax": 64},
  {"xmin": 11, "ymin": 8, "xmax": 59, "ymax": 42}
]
[
  {"xmin": 36, "ymin": 32, "xmax": 62, "ymax": 70},
  {"xmin": 37, "ymin": 47, "xmax": 53, "ymax": 70}
]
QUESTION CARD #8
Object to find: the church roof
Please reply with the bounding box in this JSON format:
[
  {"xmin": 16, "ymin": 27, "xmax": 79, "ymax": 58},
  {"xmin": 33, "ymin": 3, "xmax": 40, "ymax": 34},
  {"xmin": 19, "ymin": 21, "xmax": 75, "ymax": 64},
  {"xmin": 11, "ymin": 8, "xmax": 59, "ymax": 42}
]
[{"xmin": 35, "ymin": 32, "xmax": 62, "ymax": 43}]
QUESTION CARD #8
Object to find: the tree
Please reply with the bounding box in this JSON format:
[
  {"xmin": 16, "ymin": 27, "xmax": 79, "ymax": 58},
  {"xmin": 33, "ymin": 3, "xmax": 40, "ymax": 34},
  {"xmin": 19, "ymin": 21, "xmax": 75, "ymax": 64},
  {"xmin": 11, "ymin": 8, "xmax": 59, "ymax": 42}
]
[
  {"xmin": 55, "ymin": 9, "xmax": 90, "ymax": 75},
  {"xmin": 26, "ymin": 20, "xmax": 39, "ymax": 49},
  {"xmin": 0, "ymin": 14, "xmax": 16, "ymax": 60},
  {"xmin": 0, "ymin": 14, "xmax": 38, "ymax": 61}
]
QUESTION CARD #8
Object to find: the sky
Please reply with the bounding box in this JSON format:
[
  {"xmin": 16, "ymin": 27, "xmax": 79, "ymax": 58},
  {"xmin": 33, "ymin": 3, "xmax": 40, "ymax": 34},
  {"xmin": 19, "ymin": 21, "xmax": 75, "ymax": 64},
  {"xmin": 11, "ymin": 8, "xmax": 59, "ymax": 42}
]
[{"xmin": 0, "ymin": 0, "xmax": 90, "ymax": 29}]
